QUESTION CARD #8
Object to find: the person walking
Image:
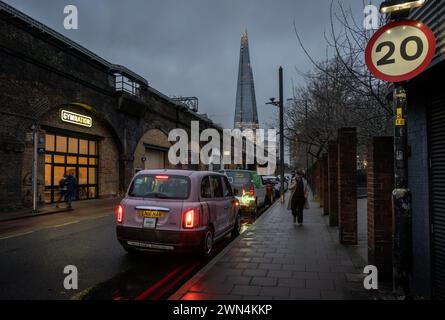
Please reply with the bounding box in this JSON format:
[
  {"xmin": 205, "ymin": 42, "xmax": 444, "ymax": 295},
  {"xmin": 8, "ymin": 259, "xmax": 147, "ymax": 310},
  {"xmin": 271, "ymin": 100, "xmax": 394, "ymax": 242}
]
[
  {"xmin": 55, "ymin": 175, "xmax": 67, "ymax": 208},
  {"xmin": 288, "ymin": 170, "xmax": 309, "ymax": 226},
  {"xmin": 65, "ymin": 172, "xmax": 77, "ymax": 209}
]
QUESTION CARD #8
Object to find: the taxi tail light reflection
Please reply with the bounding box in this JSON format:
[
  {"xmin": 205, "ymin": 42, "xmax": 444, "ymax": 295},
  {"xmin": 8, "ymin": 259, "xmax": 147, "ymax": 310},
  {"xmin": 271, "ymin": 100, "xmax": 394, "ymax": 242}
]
[{"xmin": 117, "ymin": 204, "xmax": 124, "ymax": 224}]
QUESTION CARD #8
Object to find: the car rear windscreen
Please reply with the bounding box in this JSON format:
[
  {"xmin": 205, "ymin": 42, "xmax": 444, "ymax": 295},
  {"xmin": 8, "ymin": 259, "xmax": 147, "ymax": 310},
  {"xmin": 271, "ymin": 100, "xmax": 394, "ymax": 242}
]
[
  {"xmin": 224, "ymin": 171, "xmax": 251, "ymax": 186},
  {"xmin": 128, "ymin": 175, "xmax": 190, "ymax": 199}
]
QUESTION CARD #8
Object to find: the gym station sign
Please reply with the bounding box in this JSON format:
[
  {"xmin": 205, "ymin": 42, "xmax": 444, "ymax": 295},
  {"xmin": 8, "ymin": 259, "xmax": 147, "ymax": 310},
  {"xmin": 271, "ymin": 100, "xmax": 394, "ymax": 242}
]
[{"xmin": 60, "ymin": 109, "xmax": 93, "ymax": 128}]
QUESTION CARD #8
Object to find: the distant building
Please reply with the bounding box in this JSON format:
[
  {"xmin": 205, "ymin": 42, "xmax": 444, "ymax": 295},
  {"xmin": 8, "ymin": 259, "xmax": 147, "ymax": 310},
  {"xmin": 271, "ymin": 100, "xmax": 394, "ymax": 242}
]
[{"xmin": 234, "ymin": 30, "xmax": 259, "ymax": 132}]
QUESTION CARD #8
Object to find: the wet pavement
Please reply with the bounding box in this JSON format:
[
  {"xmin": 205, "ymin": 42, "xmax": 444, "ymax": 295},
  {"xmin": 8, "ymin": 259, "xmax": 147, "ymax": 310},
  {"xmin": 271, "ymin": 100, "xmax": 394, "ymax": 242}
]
[{"xmin": 171, "ymin": 199, "xmax": 379, "ymax": 300}]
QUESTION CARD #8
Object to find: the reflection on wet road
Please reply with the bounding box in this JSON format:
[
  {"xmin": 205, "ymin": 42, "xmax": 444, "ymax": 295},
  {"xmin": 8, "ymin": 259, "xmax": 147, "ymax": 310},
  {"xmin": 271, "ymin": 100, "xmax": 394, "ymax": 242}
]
[{"xmin": 82, "ymin": 207, "xmax": 269, "ymax": 300}]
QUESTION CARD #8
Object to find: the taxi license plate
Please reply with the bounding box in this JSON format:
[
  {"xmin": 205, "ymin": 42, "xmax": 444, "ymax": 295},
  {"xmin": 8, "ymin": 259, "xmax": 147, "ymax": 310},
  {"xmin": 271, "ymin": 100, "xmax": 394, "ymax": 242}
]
[{"xmin": 138, "ymin": 210, "xmax": 165, "ymax": 218}]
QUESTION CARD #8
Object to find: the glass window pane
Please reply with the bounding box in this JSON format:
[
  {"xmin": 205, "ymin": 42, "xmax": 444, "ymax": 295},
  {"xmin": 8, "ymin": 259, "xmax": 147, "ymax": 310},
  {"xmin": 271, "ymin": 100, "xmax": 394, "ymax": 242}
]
[
  {"xmin": 89, "ymin": 187, "xmax": 97, "ymax": 198},
  {"xmin": 201, "ymin": 177, "xmax": 212, "ymax": 198},
  {"xmin": 88, "ymin": 168, "xmax": 96, "ymax": 184},
  {"xmin": 45, "ymin": 164, "xmax": 52, "ymax": 186},
  {"xmin": 54, "ymin": 167, "xmax": 65, "ymax": 187},
  {"xmin": 54, "ymin": 155, "xmax": 65, "ymax": 164},
  {"xmin": 79, "ymin": 139, "xmax": 88, "ymax": 155},
  {"xmin": 45, "ymin": 154, "xmax": 52, "ymax": 163},
  {"xmin": 79, "ymin": 167, "xmax": 87, "ymax": 185},
  {"xmin": 68, "ymin": 137, "xmax": 78, "ymax": 154},
  {"xmin": 56, "ymin": 136, "xmax": 67, "ymax": 153},
  {"xmin": 211, "ymin": 176, "xmax": 223, "ymax": 198},
  {"xmin": 78, "ymin": 186, "xmax": 88, "ymax": 200},
  {"xmin": 45, "ymin": 134, "xmax": 55, "ymax": 152},
  {"xmin": 79, "ymin": 157, "xmax": 88, "ymax": 165},
  {"xmin": 66, "ymin": 167, "xmax": 76, "ymax": 177},
  {"xmin": 67, "ymin": 156, "xmax": 77, "ymax": 164},
  {"xmin": 89, "ymin": 141, "xmax": 97, "ymax": 155},
  {"xmin": 89, "ymin": 158, "xmax": 97, "ymax": 165},
  {"xmin": 44, "ymin": 189, "xmax": 52, "ymax": 204}
]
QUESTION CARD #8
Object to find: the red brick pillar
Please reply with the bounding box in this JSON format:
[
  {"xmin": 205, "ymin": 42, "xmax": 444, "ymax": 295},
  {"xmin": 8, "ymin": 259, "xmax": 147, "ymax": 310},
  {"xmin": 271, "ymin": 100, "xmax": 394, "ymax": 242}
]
[
  {"xmin": 338, "ymin": 128, "xmax": 357, "ymax": 245},
  {"xmin": 314, "ymin": 160, "xmax": 321, "ymax": 202},
  {"xmin": 328, "ymin": 141, "xmax": 338, "ymax": 226},
  {"xmin": 367, "ymin": 136, "xmax": 394, "ymax": 281},
  {"xmin": 322, "ymin": 153, "xmax": 329, "ymax": 215},
  {"xmin": 319, "ymin": 158, "xmax": 325, "ymax": 208}
]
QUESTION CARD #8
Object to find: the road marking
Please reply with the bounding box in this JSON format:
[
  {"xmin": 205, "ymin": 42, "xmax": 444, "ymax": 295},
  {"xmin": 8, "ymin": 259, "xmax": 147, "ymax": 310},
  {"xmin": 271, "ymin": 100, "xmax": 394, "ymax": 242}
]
[
  {"xmin": 0, "ymin": 230, "xmax": 34, "ymax": 241},
  {"xmin": 51, "ymin": 220, "xmax": 80, "ymax": 228}
]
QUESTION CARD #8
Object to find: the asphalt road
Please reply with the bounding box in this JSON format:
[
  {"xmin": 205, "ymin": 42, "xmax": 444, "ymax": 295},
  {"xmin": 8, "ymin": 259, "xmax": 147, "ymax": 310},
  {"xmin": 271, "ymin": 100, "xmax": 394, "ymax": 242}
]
[{"xmin": 0, "ymin": 199, "xmax": 267, "ymax": 300}]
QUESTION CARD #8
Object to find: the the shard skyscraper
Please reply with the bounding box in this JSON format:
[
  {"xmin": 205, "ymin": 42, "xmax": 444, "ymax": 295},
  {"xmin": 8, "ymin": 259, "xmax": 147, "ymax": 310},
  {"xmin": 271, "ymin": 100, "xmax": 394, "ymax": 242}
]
[{"xmin": 234, "ymin": 30, "xmax": 259, "ymax": 131}]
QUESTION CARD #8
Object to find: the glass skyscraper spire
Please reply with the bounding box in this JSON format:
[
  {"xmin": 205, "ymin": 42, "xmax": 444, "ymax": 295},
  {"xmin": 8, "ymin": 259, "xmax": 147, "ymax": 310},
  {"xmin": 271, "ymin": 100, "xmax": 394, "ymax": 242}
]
[{"xmin": 234, "ymin": 30, "xmax": 259, "ymax": 130}]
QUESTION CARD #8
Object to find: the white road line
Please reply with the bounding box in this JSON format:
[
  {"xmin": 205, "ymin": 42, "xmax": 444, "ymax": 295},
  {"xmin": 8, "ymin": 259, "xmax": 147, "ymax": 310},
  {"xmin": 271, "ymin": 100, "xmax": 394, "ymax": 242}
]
[
  {"xmin": 0, "ymin": 231, "xmax": 35, "ymax": 241},
  {"xmin": 51, "ymin": 220, "xmax": 80, "ymax": 228}
]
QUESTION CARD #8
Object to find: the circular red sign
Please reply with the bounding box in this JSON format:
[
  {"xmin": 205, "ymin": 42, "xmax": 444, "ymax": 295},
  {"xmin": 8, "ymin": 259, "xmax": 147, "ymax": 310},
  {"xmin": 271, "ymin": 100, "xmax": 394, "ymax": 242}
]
[{"xmin": 365, "ymin": 20, "xmax": 436, "ymax": 83}]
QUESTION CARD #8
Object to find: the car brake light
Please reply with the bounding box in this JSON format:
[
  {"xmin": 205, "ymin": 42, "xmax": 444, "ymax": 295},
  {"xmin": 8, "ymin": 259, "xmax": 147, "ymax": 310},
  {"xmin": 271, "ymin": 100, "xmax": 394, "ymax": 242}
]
[
  {"xmin": 155, "ymin": 175, "xmax": 169, "ymax": 180},
  {"xmin": 242, "ymin": 188, "xmax": 246, "ymax": 197},
  {"xmin": 250, "ymin": 183, "xmax": 255, "ymax": 196},
  {"xmin": 183, "ymin": 208, "xmax": 197, "ymax": 229},
  {"xmin": 117, "ymin": 205, "xmax": 124, "ymax": 223}
]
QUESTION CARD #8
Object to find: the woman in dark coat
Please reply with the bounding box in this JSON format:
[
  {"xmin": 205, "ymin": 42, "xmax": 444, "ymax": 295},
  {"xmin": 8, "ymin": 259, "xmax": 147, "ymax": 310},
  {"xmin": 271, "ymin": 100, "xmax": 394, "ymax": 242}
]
[{"xmin": 288, "ymin": 171, "xmax": 309, "ymax": 226}]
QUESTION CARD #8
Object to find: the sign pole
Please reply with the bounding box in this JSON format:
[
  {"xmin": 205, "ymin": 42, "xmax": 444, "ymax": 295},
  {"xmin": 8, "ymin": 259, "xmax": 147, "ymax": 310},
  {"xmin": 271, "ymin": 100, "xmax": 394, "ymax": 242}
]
[
  {"xmin": 279, "ymin": 67, "xmax": 285, "ymax": 204},
  {"xmin": 392, "ymin": 83, "xmax": 413, "ymax": 297}
]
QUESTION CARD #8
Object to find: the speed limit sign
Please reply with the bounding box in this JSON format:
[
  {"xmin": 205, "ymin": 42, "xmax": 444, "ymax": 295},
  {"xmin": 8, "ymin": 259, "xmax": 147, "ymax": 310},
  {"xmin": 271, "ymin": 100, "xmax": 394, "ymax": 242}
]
[{"xmin": 365, "ymin": 20, "xmax": 436, "ymax": 83}]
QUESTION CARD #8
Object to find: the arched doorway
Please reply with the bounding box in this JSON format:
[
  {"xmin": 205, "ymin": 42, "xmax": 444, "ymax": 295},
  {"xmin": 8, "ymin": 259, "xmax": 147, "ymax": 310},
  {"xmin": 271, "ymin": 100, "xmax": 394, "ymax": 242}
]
[
  {"xmin": 35, "ymin": 104, "xmax": 120, "ymax": 204},
  {"xmin": 133, "ymin": 128, "xmax": 171, "ymax": 172}
]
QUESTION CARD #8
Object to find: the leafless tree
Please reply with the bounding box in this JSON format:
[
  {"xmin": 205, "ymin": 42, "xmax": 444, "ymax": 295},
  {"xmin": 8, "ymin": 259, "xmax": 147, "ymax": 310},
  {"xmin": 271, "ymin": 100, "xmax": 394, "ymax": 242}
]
[{"xmin": 286, "ymin": 0, "xmax": 393, "ymax": 164}]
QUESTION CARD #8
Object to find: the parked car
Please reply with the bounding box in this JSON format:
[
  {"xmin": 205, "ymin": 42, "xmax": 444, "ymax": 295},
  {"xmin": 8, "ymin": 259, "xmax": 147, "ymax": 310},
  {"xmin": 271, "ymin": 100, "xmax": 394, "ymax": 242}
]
[
  {"xmin": 116, "ymin": 170, "xmax": 241, "ymax": 257},
  {"xmin": 219, "ymin": 170, "xmax": 267, "ymax": 216},
  {"xmin": 261, "ymin": 175, "xmax": 278, "ymax": 204},
  {"xmin": 275, "ymin": 175, "xmax": 289, "ymax": 192}
]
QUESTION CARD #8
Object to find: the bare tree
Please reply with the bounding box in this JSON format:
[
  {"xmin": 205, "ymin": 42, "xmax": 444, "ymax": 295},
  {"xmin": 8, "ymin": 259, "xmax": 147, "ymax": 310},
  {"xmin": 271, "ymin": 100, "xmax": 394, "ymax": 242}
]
[{"xmin": 287, "ymin": 0, "xmax": 393, "ymax": 166}]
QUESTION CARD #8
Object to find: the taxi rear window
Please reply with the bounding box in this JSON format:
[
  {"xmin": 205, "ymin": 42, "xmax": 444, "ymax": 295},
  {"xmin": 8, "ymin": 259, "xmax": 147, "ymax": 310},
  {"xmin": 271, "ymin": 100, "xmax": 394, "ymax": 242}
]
[{"xmin": 128, "ymin": 175, "xmax": 190, "ymax": 199}]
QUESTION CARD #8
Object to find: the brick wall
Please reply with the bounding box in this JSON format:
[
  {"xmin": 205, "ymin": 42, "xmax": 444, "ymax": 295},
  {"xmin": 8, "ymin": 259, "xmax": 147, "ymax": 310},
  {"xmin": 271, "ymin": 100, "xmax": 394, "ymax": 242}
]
[
  {"xmin": 338, "ymin": 128, "xmax": 357, "ymax": 245},
  {"xmin": 322, "ymin": 153, "xmax": 329, "ymax": 215},
  {"xmin": 367, "ymin": 136, "xmax": 394, "ymax": 281},
  {"xmin": 328, "ymin": 141, "xmax": 339, "ymax": 227}
]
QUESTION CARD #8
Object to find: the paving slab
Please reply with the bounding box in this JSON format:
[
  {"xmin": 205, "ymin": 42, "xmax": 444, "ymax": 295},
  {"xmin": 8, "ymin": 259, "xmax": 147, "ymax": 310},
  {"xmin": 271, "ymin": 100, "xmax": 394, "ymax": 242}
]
[{"xmin": 171, "ymin": 198, "xmax": 377, "ymax": 300}]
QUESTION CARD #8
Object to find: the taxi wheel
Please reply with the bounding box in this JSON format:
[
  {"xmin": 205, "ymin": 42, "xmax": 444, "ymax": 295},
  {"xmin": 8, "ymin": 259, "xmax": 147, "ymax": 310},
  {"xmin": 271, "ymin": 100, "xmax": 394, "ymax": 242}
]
[
  {"xmin": 231, "ymin": 213, "xmax": 241, "ymax": 239},
  {"xmin": 201, "ymin": 228, "xmax": 214, "ymax": 257}
]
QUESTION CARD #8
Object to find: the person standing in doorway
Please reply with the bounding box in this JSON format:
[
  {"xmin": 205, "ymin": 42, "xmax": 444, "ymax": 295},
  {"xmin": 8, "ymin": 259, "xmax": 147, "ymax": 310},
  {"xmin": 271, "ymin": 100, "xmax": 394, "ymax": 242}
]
[
  {"xmin": 288, "ymin": 171, "xmax": 309, "ymax": 226},
  {"xmin": 65, "ymin": 171, "xmax": 77, "ymax": 209}
]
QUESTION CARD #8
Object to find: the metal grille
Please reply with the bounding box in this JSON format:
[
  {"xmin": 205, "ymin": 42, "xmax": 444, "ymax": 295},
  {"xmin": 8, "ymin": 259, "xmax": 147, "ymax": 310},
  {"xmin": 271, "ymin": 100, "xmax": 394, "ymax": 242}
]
[
  {"xmin": 430, "ymin": 94, "xmax": 445, "ymax": 299},
  {"xmin": 411, "ymin": 0, "xmax": 445, "ymax": 66}
]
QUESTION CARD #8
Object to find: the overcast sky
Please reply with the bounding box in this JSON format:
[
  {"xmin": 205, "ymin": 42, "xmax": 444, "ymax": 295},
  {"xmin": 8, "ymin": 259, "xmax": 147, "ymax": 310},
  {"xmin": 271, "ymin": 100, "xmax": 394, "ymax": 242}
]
[{"xmin": 4, "ymin": 0, "xmax": 378, "ymax": 128}]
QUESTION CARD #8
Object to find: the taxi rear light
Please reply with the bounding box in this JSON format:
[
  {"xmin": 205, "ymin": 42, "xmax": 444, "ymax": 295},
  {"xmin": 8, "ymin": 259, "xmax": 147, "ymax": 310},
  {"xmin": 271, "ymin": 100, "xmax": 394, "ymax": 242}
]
[
  {"xmin": 242, "ymin": 188, "xmax": 246, "ymax": 196},
  {"xmin": 155, "ymin": 175, "xmax": 169, "ymax": 180},
  {"xmin": 183, "ymin": 208, "xmax": 197, "ymax": 229},
  {"xmin": 117, "ymin": 205, "xmax": 124, "ymax": 224},
  {"xmin": 250, "ymin": 183, "xmax": 255, "ymax": 196}
]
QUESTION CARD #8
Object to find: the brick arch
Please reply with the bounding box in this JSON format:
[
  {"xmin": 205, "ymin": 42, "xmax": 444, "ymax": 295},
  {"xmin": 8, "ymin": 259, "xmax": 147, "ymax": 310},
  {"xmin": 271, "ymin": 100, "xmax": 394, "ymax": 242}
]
[
  {"xmin": 35, "ymin": 102, "xmax": 122, "ymax": 199},
  {"xmin": 38, "ymin": 102, "xmax": 124, "ymax": 154},
  {"xmin": 133, "ymin": 127, "xmax": 172, "ymax": 170}
]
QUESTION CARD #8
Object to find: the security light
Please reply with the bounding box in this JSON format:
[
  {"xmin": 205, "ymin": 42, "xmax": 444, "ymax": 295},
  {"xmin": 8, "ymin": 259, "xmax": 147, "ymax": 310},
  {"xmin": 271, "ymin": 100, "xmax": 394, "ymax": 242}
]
[{"xmin": 380, "ymin": 0, "xmax": 427, "ymax": 14}]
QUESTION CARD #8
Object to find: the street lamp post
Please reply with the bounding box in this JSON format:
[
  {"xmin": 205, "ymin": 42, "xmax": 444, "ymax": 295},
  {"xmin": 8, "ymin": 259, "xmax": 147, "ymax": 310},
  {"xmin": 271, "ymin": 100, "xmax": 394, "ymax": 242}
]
[{"xmin": 267, "ymin": 66, "xmax": 285, "ymax": 204}]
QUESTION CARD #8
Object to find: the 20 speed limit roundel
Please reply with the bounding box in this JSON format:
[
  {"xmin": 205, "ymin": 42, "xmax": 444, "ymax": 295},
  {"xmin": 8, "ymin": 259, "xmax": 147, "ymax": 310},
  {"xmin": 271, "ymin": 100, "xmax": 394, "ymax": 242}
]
[{"xmin": 365, "ymin": 20, "xmax": 436, "ymax": 83}]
